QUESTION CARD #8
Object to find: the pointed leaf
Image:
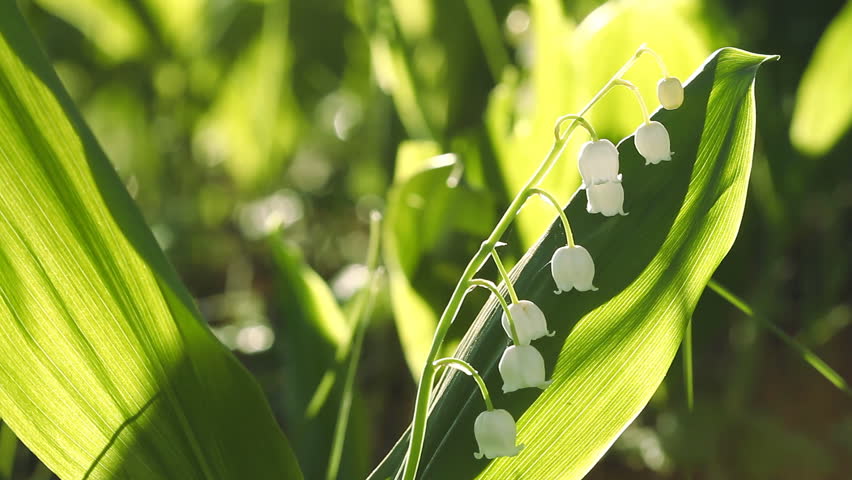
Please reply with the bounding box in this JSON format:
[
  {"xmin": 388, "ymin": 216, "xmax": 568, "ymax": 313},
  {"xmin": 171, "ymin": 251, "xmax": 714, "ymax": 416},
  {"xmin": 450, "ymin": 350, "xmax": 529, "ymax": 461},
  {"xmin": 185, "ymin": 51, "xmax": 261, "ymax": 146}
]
[{"xmin": 369, "ymin": 47, "xmax": 776, "ymax": 480}]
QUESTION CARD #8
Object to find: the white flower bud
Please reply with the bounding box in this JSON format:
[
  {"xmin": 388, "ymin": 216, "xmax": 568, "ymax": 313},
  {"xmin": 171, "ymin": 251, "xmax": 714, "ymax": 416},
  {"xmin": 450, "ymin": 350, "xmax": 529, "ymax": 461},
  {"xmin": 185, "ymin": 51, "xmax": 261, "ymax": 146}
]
[
  {"xmin": 586, "ymin": 180, "xmax": 626, "ymax": 217},
  {"xmin": 473, "ymin": 409, "xmax": 524, "ymax": 460},
  {"xmin": 578, "ymin": 139, "xmax": 619, "ymax": 187},
  {"xmin": 634, "ymin": 121, "xmax": 672, "ymax": 165},
  {"xmin": 501, "ymin": 300, "xmax": 554, "ymax": 345},
  {"xmin": 499, "ymin": 345, "xmax": 551, "ymax": 393},
  {"xmin": 657, "ymin": 77, "xmax": 684, "ymax": 110},
  {"xmin": 551, "ymin": 245, "xmax": 597, "ymax": 294}
]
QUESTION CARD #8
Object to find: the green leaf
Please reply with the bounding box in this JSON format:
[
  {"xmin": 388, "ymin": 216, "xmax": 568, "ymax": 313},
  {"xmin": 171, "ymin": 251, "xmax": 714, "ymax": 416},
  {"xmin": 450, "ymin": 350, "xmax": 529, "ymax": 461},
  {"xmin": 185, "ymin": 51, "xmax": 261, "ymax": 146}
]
[
  {"xmin": 31, "ymin": 0, "xmax": 149, "ymax": 62},
  {"xmin": 368, "ymin": 47, "xmax": 776, "ymax": 479},
  {"xmin": 195, "ymin": 1, "xmax": 299, "ymax": 190},
  {"xmin": 384, "ymin": 143, "xmax": 496, "ymax": 378},
  {"xmin": 790, "ymin": 0, "xmax": 852, "ymax": 156},
  {"xmin": 0, "ymin": 4, "xmax": 302, "ymax": 479},
  {"xmin": 268, "ymin": 238, "xmax": 370, "ymax": 480}
]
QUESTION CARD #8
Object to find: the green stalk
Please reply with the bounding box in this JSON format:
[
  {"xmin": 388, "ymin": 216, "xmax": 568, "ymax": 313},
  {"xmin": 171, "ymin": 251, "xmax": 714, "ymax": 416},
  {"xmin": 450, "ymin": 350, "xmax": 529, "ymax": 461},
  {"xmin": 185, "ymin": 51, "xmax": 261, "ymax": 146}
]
[
  {"xmin": 433, "ymin": 358, "xmax": 493, "ymax": 410},
  {"xmin": 707, "ymin": 280, "xmax": 852, "ymax": 397},
  {"xmin": 683, "ymin": 319, "xmax": 694, "ymax": 411},
  {"xmin": 469, "ymin": 278, "xmax": 521, "ymax": 345},
  {"xmin": 326, "ymin": 213, "xmax": 383, "ymax": 480},
  {"xmin": 527, "ymin": 188, "xmax": 574, "ymax": 247},
  {"xmin": 400, "ymin": 46, "xmax": 655, "ymax": 480}
]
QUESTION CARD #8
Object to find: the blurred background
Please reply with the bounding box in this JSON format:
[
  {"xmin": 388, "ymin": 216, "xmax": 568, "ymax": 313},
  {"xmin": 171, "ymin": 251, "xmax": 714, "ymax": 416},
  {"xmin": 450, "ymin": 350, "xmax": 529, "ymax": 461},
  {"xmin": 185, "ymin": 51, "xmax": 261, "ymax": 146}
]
[{"xmin": 7, "ymin": 0, "xmax": 852, "ymax": 478}]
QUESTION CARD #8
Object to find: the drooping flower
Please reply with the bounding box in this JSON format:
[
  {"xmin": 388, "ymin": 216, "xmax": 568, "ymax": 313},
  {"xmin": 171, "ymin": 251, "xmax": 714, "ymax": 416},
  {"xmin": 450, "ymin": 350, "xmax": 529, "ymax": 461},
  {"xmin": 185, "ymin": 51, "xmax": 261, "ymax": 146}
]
[
  {"xmin": 499, "ymin": 345, "xmax": 552, "ymax": 393},
  {"xmin": 473, "ymin": 409, "xmax": 524, "ymax": 460},
  {"xmin": 551, "ymin": 245, "xmax": 597, "ymax": 294},
  {"xmin": 657, "ymin": 77, "xmax": 684, "ymax": 110},
  {"xmin": 586, "ymin": 180, "xmax": 626, "ymax": 217},
  {"xmin": 578, "ymin": 139, "xmax": 620, "ymax": 187},
  {"xmin": 501, "ymin": 300, "xmax": 554, "ymax": 345},
  {"xmin": 634, "ymin": 121, "xmax": 672, "ymax": 165}
]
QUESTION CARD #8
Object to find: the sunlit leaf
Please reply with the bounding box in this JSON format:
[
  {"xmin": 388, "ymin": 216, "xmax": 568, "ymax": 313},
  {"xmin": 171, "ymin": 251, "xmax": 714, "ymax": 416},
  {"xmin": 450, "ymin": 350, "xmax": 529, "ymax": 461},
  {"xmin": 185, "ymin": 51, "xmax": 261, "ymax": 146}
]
[
  {"xmin": 790, "ymin": 0, "xmax": 852, "ymax": 156},
  {"xmin": 369, "ymin": 47, "xmax": 776, "ymax": 480},
  {"xmin": 0, "ymin": 4, "xmax": 302, "ymax": 479},
  {"xmin": 194, "ymin": 1, "xmax": 299, "ymax": 190},
  {"xmin": 269, "ymin": 238, "xmax": 370, "ymax": 480},
  {"xmin": 31, "ymin": 0, "xmax": 149, "ymax": 62}
]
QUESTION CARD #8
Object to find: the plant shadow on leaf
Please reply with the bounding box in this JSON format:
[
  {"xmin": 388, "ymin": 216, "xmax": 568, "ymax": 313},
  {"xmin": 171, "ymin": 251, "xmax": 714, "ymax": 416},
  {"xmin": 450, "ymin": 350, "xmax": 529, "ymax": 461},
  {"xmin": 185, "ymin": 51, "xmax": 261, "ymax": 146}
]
[
  {"xmin": 370, "ymin": 49, "xmax": 776, "ymax": 480},
  {"xmin": 0, "ymin": 5, "xmax": 303, "ymax": 479}
]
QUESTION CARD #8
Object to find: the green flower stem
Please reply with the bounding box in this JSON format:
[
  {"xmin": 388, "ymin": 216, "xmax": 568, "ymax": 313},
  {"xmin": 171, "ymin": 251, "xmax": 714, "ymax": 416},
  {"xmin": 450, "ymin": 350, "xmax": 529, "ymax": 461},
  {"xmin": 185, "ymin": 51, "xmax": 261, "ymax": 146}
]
[
  {"xmin": 326, "ymin": 212, "xmax": 383, "ymax": 480},
  {"xmin": 400, "ymin": 45, "xmax": 653, "ymax": 480},
  {"xmin": 526, "ymin": 188, "xmax": 574, "ymax": 247},
  {"xmin": 637, "ymin": 44, "xmax": 670, "ymax": 77},
  {"xmin": 554, "ymin": 114, "xmax": 598, "ymax": 141},
  {"xmin": 432, "ymin": 357, "xmax": 494, "ymax": 411},
  {"xmin": 490, "ymin": 247, "xmax": 520, "ymax": 305},
  {"xmin": 469, "ymin": 278, "xmax": 521, "ymax": 346},
  {"xmin": 614, "ymin": 79, "xmax": 651, "ymax": 124}
]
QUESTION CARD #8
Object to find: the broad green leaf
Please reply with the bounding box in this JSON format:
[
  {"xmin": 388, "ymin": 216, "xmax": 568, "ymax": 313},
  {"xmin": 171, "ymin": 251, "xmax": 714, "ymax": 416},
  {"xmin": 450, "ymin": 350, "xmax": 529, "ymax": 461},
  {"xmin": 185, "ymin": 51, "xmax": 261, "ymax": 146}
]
[
  {"xmin": 0, "ymin": 4, "xmax": 302, "ymax": 480},
  {"xmin": 368, "ymin": 47, "xmax": 776, "ymax": 480},
  {"xmin": 31, "ymin": 0, "xmax": 149, "ymax": 62},
  {"xmin": 268, "ymin": 238, "xmax": 370, "ymax": 480},
  {"xmin": 790, "ymin": 0, "xmax": 852, "ymax": 156}
]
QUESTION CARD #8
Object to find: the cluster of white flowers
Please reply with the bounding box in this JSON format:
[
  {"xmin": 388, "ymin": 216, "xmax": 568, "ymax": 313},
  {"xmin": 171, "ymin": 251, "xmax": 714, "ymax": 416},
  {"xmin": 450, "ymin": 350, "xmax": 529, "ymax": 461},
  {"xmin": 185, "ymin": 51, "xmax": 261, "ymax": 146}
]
[{"xmin": 471, "ymin": 64, "xmax": 684, "ymax": 462}]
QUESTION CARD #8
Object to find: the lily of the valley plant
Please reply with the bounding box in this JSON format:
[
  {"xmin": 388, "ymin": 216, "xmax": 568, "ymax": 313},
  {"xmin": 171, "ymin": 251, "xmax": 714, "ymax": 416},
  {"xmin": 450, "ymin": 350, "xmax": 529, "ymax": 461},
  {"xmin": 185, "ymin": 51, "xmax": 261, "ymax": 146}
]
[{"xmin": 400, "ymin": 45, "xmax": 684, "ymax": 480}]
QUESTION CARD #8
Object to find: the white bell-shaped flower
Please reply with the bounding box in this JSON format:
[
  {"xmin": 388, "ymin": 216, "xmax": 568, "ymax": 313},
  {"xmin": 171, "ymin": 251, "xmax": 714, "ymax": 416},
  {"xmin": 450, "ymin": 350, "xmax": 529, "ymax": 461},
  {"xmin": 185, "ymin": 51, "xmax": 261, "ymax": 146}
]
[
  {"xmin": 578, "ymin": 139, "xmax": 620, "ymax": 187},
  {"xmin": 501, "ymin": 300, "xmax": 554, "ymax": 345},
  {"xmin": 473, "ymin": 409, "xmax": 524, "ymax": 459},
  {"xmin": 657, "ymin": 77, "xmax": 684, "ymax": 110},
  {"xmin": 551, "ymin": 245, "xmax": 597, "ymax": 294},
  {"xmin": 586, "ymin": 180, "xmax": 626, "ymax": 217},
  {"xmin": 634, "ymin": 121, "xmax": 672, "ymax": 165},
  {"xmin": 499, "ymin": 345, "xmax": 552, "ymax": 393}
]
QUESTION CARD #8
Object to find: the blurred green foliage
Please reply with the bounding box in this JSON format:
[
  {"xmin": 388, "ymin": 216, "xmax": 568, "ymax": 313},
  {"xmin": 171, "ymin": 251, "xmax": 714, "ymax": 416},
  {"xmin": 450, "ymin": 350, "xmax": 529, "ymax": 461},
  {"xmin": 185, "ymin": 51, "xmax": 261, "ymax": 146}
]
[{"xmin": 7, "ymin": 0, "xmax": 851, "ymax": 478}]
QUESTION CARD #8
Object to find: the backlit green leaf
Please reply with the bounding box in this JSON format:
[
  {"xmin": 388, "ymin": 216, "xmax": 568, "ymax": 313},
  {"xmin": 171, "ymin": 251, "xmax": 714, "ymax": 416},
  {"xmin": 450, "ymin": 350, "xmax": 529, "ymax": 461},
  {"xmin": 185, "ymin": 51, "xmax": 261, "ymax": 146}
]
[
  {"xmin": 368, "ymin": 47, "xmax": 776, "ymax": 480},
  {"xmin": 790, "ymin": 0, "xmax": 852, "ymax": 156},
  {"xmin": 0, "ymin": 4, "xmax": 302, "ymax": 479}
]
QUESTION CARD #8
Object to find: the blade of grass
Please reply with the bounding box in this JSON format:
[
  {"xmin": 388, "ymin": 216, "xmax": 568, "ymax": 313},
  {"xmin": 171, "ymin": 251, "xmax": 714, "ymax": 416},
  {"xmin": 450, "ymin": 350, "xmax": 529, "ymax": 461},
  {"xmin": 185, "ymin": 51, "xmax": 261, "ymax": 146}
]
[
  {"xmin": 707, "ymin": 280, "xmax": 852, "ymax": 397},
  {"xmin": 683, "ymin": 319, "xmax": 694, "ymax": 411},
  {"xmin": 326, "ymin": 212, "xmax": 383, "ymax": 480},
  {"xmin": 463, "ymin": 0, "xmax": 510, "ymax": 81},
  {"xmin": 0, "ymin": 421, "xmax": 16, "ymax": 480}
]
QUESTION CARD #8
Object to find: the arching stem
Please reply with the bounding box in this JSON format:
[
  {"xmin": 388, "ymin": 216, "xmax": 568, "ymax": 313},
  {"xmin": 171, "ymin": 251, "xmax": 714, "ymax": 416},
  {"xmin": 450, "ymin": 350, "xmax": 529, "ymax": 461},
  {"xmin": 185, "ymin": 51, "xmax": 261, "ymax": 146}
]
[
  {"xmin": 433, "ymin": 357, "xmax": 494, "ymax": 411},
  {"xmin": 614, "ymin": 79, "xmax": 651, "ymax": 125},
  {"xmin": 526, "ymin": 188, "xmax": 574, "ymax": 247},
  {"xmin": 469, "ymin": 279, "xmax": 521, "ymax": 346}
]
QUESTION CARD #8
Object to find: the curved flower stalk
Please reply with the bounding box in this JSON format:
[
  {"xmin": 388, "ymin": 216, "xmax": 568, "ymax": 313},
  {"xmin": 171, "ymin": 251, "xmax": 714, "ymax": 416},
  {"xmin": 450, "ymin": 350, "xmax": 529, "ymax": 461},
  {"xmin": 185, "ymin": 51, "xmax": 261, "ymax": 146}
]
[
  {"xmin": 400, "ymin": 45, "xmax": 680, "ymax": 480},
  {"xmin": 431, "ymin": 357, "xmax": 523, "ymax": 460}
]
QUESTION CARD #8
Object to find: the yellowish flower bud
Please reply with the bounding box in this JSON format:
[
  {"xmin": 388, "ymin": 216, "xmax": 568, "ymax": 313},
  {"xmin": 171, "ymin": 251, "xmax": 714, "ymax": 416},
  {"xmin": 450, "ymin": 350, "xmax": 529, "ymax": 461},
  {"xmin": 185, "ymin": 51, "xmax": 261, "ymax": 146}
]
[
  {"xmin": 657, "ymin": 77, "xmax": 684, "ymax": 110},
  {"xmin": 473, "ymin": 409, "xmax": 524, "ymax": 460}
]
